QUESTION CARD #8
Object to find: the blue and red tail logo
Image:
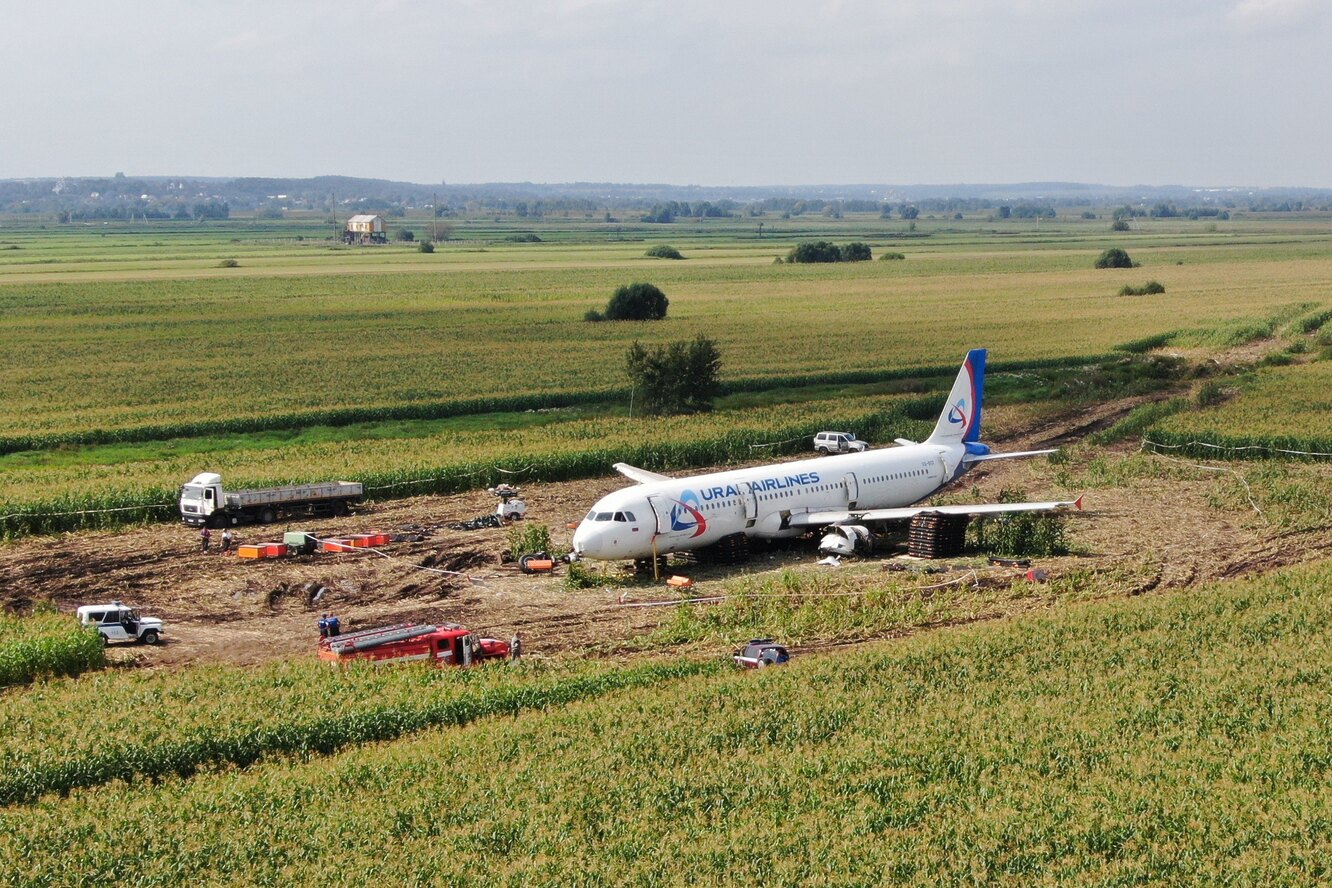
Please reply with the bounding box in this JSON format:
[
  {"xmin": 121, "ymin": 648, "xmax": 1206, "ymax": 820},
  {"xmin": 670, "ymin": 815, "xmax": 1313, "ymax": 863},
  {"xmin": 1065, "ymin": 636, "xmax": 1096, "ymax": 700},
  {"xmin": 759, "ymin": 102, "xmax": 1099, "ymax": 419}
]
[
  {"xmin": 947, "ymin": 398, "xmax": 969, "ymax": 427},
  {"xmin": 669, "ymin": 490, "xmax": 708, "ymax": 537}
]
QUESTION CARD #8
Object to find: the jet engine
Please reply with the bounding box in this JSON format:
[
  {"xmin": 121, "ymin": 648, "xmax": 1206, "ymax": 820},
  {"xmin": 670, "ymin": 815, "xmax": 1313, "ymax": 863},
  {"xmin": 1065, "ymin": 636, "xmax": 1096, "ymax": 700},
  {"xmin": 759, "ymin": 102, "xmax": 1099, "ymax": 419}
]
[{"xmin": 817, "ymin": 525, "xmax": 873, "ymax": 557}]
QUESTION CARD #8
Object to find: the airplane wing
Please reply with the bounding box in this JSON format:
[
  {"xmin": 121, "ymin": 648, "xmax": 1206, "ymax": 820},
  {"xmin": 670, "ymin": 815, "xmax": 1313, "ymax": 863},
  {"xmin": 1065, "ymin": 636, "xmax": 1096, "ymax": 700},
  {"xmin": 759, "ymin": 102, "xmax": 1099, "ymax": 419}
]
[
  {"xmin": 963, "ymin": 449, "xmax": 1056, "ymax": 464},
  {"xmin": 786, "ymin": 495, "xmax": 1083, "ymax": 529},
  {"xmin": 613, "ymin": 463, "xmax": 671, "ymax": 484}
]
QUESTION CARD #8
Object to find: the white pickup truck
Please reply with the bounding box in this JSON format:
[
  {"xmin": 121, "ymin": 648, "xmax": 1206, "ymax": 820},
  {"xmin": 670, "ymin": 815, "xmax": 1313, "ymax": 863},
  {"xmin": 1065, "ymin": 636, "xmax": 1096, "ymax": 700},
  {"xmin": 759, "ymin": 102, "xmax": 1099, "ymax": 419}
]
[
  {"xmin": 179, "ymin": 472, "xmax": 363, "ymax": 527},
  {"xmin": 77, "ymin": 603, "xmax": 164, "ymax": 646}
]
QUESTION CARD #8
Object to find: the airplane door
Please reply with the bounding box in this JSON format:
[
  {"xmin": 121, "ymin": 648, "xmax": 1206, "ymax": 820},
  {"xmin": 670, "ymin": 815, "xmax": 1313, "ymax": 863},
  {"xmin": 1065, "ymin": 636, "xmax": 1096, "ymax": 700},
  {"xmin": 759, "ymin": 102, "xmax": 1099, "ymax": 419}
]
[
  {"xmin": 646, "ymin": 494, "xmax": 671, "ymax": 535},
  {"xmin": 842, "ymin": 473, "xmax": 860, "ymax": 509},
  {"xmin": 739, "ymin": 482, "xmax": 758, "ymax": 527}
]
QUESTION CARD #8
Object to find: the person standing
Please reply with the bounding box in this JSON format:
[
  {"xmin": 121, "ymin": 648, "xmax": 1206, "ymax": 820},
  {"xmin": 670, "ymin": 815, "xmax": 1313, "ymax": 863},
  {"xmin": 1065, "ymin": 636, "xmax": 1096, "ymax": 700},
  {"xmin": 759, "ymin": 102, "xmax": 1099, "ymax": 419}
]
[
  {"xmin": 509, "ymin": 631, "xmax": 522, "ymax": 661},
  {"xmin": 327, "ymin": 614, "xmax": 341, "ymax": 637},
  {"xmin": 318, "ymin": 614, "xmax": 330, "ymax": 638},
  {"xmin": 199, "ymin": 527, "xmax": 211, "ymax": 553},
  {"xmin": 220, "ymin": 528, "xmax": 233, "ymax": 554}
]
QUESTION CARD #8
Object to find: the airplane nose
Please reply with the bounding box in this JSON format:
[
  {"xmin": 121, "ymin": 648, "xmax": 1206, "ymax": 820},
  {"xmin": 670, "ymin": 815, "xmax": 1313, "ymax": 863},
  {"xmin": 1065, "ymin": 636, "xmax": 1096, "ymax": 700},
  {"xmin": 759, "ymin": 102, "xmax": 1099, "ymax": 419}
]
[{"xmin": 571, "ymin": 523, "xmax": 598, "ymax": 557}]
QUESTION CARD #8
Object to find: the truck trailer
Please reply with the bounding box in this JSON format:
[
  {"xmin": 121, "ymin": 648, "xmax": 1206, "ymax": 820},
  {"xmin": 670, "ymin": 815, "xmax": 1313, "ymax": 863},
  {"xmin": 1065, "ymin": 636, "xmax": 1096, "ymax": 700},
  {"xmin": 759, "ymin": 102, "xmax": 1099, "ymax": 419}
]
[
  {"xmin": 179, "ymin": 472, "xmax": 364, "ymax": 527},
  {"xmin": 318, "ymin": 622, "xmax": 510, "ymax": 667}
]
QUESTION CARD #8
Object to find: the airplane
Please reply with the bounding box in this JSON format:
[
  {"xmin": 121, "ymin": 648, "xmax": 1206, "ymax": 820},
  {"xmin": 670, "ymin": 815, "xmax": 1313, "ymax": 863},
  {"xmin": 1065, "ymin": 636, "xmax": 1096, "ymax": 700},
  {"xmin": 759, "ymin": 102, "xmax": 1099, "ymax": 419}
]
[{"xmin": 569, "ymin": 349, "xmax": 1081, "ymax": 563}]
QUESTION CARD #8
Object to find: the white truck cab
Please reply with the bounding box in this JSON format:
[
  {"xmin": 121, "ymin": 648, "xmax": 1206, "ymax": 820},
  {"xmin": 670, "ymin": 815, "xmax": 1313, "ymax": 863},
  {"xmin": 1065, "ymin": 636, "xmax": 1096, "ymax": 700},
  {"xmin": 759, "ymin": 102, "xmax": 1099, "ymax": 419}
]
[
  {"xmin": 813, "ymin": 431, "xmax": 868, "ymax": 454},
  {"xmin": 76, "ymin": 602, "xmax": 164, "ymax": 646},
  {"xmin": 179, "ymin": 473, "xmax": 225, "ymax": 525}
]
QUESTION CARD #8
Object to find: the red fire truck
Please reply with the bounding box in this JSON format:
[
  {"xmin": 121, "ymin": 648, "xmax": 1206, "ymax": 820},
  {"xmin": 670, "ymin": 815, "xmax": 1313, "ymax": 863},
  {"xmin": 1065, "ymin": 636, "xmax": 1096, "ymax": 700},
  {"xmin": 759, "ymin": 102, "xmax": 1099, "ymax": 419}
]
[{"xmin": 318, "ymin": 622, "xmax": 510, "ymax": 667}]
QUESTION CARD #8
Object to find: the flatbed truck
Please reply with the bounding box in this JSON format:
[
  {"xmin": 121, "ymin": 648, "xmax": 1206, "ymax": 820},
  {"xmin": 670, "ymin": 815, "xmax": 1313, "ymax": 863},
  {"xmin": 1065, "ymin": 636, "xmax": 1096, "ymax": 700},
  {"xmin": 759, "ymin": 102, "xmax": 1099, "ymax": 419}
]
[{"xmin": 179, "ymin": 472, "xmax": 363, "ymax": 527}]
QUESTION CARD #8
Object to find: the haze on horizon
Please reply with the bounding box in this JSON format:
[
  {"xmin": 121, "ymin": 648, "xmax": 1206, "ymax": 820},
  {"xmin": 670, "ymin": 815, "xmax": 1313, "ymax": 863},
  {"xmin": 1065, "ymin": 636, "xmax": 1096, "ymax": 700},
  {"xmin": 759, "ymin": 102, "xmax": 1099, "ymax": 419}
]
[{"xmin": 5, "ymin": 0, "xmax": 1330, "ymax": 189}]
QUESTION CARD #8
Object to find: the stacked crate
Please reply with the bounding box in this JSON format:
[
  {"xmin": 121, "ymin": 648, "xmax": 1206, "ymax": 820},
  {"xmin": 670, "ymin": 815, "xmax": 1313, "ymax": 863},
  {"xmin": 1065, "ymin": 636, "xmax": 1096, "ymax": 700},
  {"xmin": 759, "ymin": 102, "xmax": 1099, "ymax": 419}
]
[{"xmin": 907, "ymin": 513, "xmax": 969, "ymax": 559}]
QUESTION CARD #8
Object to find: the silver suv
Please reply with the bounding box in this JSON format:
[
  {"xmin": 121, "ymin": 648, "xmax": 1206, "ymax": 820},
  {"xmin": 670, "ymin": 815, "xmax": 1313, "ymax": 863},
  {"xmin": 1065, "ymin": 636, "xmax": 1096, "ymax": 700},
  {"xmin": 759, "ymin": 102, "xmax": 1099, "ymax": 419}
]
[{"xmin": 813, "ymin": 431, "xmax": 868, "ymax": 454}]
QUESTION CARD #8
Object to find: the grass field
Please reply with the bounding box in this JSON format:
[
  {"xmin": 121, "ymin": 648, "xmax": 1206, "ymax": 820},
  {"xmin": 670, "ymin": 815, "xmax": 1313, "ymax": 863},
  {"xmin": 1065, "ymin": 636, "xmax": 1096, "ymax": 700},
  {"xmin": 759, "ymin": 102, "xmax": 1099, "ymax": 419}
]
[
  {"xmin": 3, "ymin": 560, "xmax": 1330, "ymax": 884},
  {"xmin": 2, "ymin": 213, "xmax": 1329, "ymax": 538},
  {"xmin": 1147, "ymin": 357, "xmax": 1332, "ymax": 457},
  {"xmin": 3, "ymin": 215, "xmax": 1331, "ymax": 445}
]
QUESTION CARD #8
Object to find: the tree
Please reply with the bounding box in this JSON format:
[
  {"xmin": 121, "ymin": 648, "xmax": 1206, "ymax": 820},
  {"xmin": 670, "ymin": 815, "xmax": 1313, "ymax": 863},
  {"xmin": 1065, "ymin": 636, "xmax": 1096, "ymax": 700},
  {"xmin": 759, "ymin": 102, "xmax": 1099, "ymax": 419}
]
[
  {"xmin": 395, "ymin": 228, "xmax": 415, "ymax": 242},
  {"xmin": 997, "ymin": 206, "xmax": 1012, "ymax": 219},
  {"xmin": 1095, "ymin": 248, "xmax": 1134, "ymax": 269},
  {"xmin": 787, "ymin": 241, "xmax": 842, "ymax": 263},
  {"xmin": 1110, "ymin": 219, "xmax": 1130, "ymax": 232},
  {"xmin": 602, "ymin": 282, "xmax": 669, "ymax": 321},
  {"xmin": 899, "ymin": 205, "xmax": 920, "ymax": 220},
  {"xmin": 626, "ymin": 335, "xmax": 722, "ymax": 415},
  {"xmin": 839, "ymin": 242, "xmax": 873, "ymax": 262}
]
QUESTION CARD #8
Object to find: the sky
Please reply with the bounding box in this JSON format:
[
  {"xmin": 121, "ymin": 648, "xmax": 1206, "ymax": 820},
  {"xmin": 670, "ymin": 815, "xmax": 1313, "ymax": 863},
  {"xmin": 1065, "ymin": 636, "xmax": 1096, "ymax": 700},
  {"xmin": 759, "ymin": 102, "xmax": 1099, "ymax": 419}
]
[{"xmin": 3, "ymin": 0, "xmax": 1330, "ymax": 187}]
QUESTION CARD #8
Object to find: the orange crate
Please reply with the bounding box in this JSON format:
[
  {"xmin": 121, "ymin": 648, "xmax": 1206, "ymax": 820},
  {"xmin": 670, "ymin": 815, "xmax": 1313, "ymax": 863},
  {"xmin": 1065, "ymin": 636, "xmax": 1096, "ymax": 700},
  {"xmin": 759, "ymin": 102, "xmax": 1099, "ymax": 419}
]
[
  {"xmin": 236, "ymin": 544, "xmax": 264, "ymax": 559},
  {"xmin": 262, "ymin": 543, "xmax": 288, "ymax": 557},
  {"xmin": 348, "ymin": 534, "xmax": 374, "ymax": 548},
  {"xmin": 322, "ymin": 539, "xmax": 354, "ymax": 553}
]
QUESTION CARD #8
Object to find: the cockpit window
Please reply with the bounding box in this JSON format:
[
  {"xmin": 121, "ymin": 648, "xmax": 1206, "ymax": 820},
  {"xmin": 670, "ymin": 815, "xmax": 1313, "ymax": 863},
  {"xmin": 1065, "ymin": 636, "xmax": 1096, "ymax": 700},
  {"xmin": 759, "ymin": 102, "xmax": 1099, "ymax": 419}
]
[
  {"xmin": 585, "ymin": 510, "xmax": 597, "ymax": 522},
  {"xmin": 595, "ymin": 512, "xmax": 613, "ymax": 521},
  {"xmin": 613, "ymin": 512, "xmax": 626, "ymax": 522},
  {"xmin": 622, "ymin": 511, "xmax": 636, "ymax": 522}
]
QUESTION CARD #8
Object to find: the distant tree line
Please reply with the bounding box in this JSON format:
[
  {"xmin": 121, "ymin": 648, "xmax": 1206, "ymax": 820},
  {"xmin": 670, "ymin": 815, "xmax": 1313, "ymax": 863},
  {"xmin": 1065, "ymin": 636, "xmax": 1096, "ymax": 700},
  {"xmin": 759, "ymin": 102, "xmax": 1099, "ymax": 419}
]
[
  {"xmin": 641, "ymin": 200, "xmax": 736, "ymax": 223},
  {"xmin": 57, "ymin": 201, "xmax": 229, "ymax": 223}
]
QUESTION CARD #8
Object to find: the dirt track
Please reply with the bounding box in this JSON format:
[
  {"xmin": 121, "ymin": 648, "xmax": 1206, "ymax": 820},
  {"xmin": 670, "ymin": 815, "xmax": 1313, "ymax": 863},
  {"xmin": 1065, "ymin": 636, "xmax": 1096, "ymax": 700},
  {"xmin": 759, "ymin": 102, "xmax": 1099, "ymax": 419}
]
[{"xmin": 4, "ymin": 393, "xmax": 1329, "ymax": 669}]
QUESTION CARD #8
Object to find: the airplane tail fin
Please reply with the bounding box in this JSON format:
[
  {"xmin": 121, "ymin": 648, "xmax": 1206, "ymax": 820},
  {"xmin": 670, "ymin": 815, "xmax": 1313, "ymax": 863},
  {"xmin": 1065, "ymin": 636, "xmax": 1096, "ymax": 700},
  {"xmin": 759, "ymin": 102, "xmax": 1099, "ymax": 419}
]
[{"xmin": 925, "ymin": 349, "xmax": 986, "ymax": 445}]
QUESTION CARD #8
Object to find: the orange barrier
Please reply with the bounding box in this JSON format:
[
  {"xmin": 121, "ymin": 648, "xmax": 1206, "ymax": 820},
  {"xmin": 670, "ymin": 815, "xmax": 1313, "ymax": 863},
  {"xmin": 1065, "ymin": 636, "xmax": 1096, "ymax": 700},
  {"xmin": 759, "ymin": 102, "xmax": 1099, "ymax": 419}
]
[
  {"xmin": 322, "ymin": 539, "xmax": 355, "ymax": 553},
  {"xmin": 666, "ymin": 575, "xmax": 695, "ymax": 589}
]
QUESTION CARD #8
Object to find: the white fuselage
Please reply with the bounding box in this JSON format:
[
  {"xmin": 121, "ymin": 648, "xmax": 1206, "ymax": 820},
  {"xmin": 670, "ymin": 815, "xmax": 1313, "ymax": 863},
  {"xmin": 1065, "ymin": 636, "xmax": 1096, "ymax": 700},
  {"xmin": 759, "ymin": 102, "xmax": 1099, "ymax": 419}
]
[{"xmin": 571, "ymin": 443, "xmax": 966, "ymax": 561}]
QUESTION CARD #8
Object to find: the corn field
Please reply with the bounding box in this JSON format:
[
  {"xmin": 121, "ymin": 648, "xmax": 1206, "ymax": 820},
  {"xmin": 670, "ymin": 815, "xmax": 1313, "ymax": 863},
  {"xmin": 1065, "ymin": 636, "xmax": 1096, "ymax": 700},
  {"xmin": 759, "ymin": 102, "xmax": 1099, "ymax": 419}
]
[
  {"xmin": 0, "ymin": 395, "xmax": 935, "ymax": 539},
  {"xmin": 2, "ymin": 561, "xmax": 1331, "ymax": 884},
  {"xmin": 0, "ymin": 611, "xmax": 105, "ymax": 688}
]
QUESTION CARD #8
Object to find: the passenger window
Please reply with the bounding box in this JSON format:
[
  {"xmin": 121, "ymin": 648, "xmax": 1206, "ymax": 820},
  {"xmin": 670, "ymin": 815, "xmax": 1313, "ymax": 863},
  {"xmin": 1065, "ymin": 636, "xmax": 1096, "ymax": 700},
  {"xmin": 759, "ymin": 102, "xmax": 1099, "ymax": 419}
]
[{"xmin": 87, "ymin": 612, "xmax": 105, "ymax": 623}]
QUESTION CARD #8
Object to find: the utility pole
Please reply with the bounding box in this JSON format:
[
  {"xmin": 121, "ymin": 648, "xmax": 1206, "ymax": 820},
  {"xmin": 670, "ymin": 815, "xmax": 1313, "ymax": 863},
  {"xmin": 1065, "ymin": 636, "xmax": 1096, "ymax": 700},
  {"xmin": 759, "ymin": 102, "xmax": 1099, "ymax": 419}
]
[{"xmin": 433, "ymin": 191, "xmax": 438, "ymax": 243}]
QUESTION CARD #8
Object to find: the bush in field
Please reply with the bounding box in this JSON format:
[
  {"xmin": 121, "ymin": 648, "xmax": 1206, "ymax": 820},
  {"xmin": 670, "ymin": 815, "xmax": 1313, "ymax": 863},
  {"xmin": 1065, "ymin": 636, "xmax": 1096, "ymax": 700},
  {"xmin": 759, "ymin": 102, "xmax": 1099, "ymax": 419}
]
[
  {"xmin": 839, "ymin": 242, "xmax": 873, "ymax": 262},
  {"xmin": 787, "ymin": 241, "xmax": 843, "ymax": 263},
  {"xmin": 968, "ymin": 491, "xmax": 1070, "ymax": 556},
  {"xmin": 602, "ymin": 283, "xmax": 669, "ymax": 321},
  {"xmin": 508, "ymin": 523, "xmax": 553, "ymax": 558},
  {"xmin": 626, "ymin": 335, "xmax": 722, "ymax": 415},
  {"xmin": 563, "ymin": 560, "xmax": 604, "ymax": 591},
  {"xmin": 1196, "ymin": 380, "xmax": 1226, "ymax": 407},
  {"xmin": 1095, "ymin": 248, "xmax": 1134, "ymax": 269},
  {"xmin": 417, "ymin": 241, "xmax": 434, "ymax": 253},
  {"xmin": 1118, "ymin": 281, "xmax": 1165, "ymax": 296},
  {"xmin": 395, "ymin": 229, "xmax": 415, "ymax": 242},
  {"xmin": 644, "ymin": 245, "xmax": 683, "ymax": 259},
  {"xmin": 787, "ymin": 241, "xmax": 873, "ymax": 263},
  {"xmin": 217, "ymin": 258, "xmax": 239, "ymax": 268},
  {"xmin": 879, "ymin": 251, "xmax": 906, "ymax": 261},
  {"xmin": 1111, "ymin": 219, "xmax": 1131, "ymax": 231}
]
